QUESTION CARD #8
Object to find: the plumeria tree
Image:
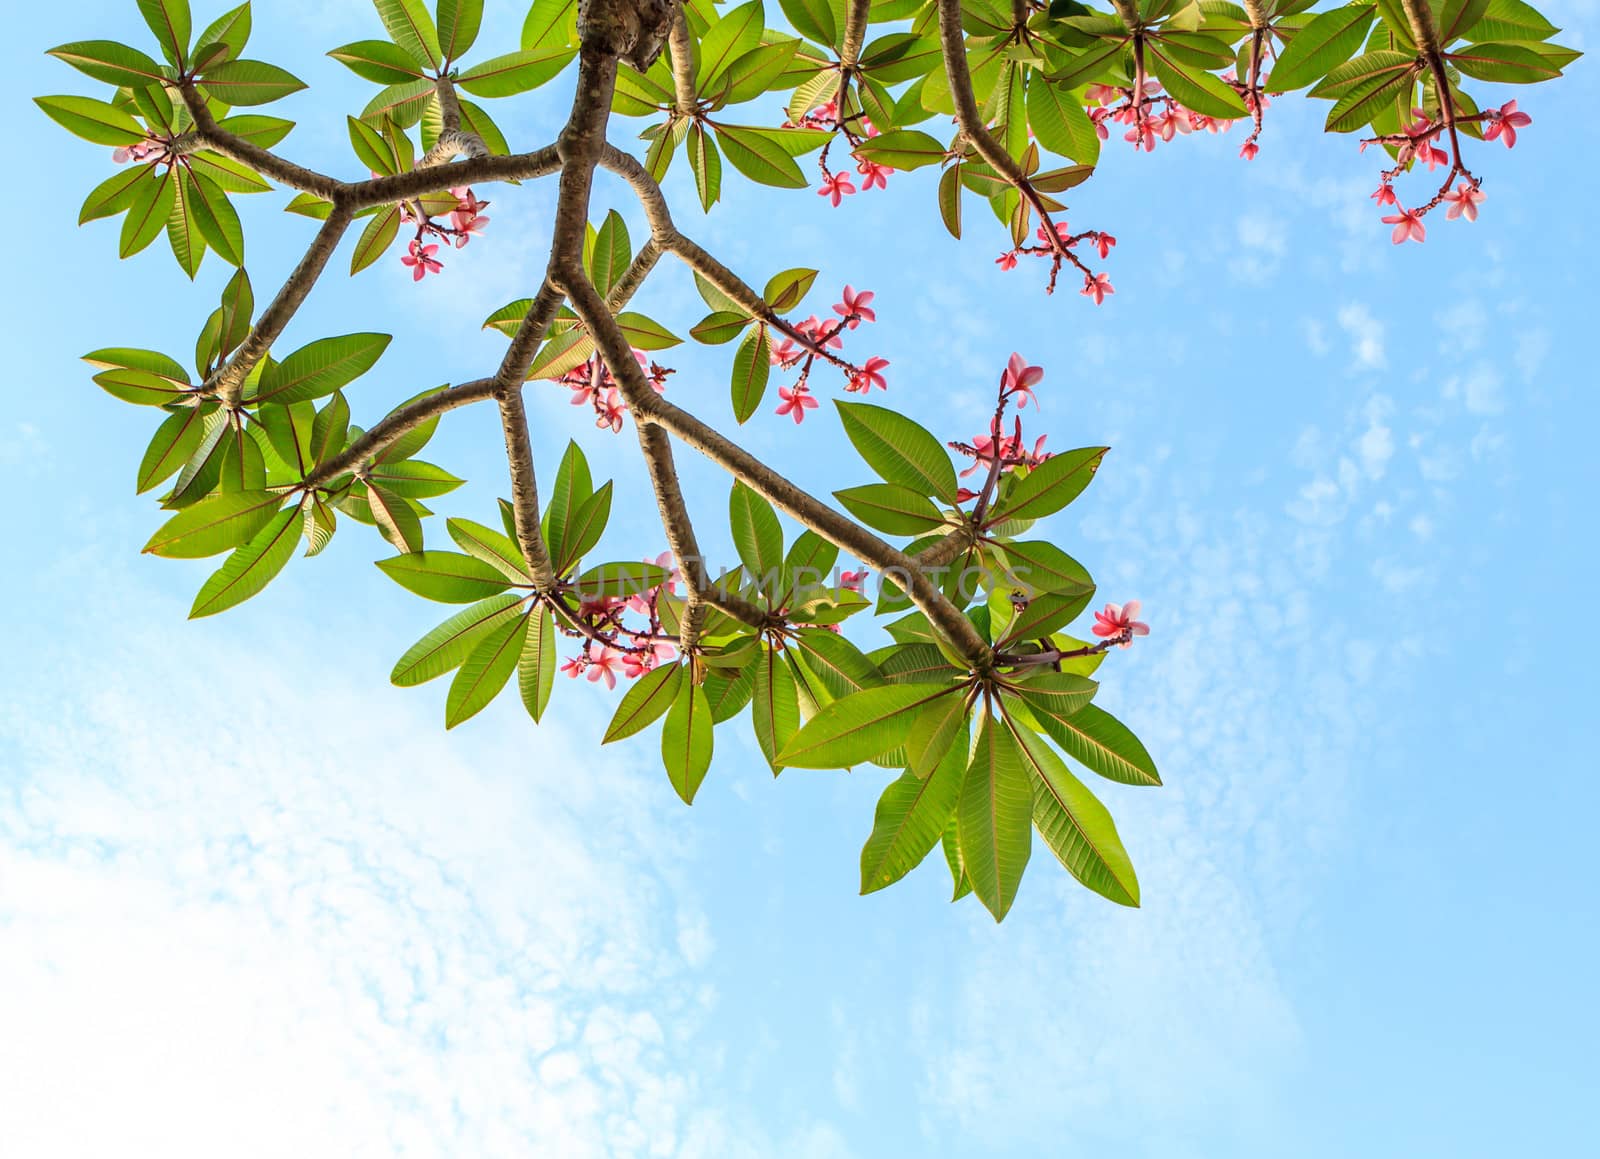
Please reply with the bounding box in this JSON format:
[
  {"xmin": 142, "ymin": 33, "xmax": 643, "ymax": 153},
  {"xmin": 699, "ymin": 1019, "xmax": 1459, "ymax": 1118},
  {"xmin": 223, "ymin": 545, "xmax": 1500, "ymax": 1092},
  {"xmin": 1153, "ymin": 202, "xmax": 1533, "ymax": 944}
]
[{"xmin": 37, "ymin": 0, "xmax": 1574, "ymax": 921}]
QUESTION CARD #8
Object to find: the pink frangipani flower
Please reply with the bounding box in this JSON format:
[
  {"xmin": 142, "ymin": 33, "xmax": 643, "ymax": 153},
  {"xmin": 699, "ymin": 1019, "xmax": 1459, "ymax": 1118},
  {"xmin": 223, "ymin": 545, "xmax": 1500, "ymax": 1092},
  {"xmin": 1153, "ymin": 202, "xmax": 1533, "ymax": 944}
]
[
  {"xmin": 1000, "ymin": 353, "xmax": 1044, "ymax": 407},
  {"xmin": 848, "ymin": 356, "xmax": 890, "ymax": 393},
  {"xmin": 1444, "ymin": 182, "xmax": 1485, "ymax": 222},
  {"xmin": 776, "ymin": 383, "xmax": 819, "ymax": 423},
  {"xmin": 833, "ymin": 286, "xmax": 876, "ymax": 327},
  {"xmin": 1092, "ymin": 601, "xmax": 1150, "ymax": 647},
  {"xmin": 401, "ymin": 238, "xmax": 443, "ymax": 281},
  {"xmin": 1082, "ymin": 272, "xmax": 1114, "ymax": 305},
  {"xmin": 1382, "ymin": 207, "xmax": 1426, "ymax": 245},
  {"xmin": 1485, "ymin": 100, "xmax": 1531, "ymax": 148},
  {"xmin": 818, "ymin": 171, "xmax": 856, "ymax": 206}
]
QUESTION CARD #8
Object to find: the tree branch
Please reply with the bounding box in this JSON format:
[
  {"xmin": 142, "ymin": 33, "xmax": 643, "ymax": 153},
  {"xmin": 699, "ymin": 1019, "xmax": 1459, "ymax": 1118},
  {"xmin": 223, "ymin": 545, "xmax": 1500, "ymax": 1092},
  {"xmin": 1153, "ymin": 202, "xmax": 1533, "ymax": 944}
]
[
  {"xmin": 344, "ymin": 147, "xmax": 564, "ymax": 209},
  {"xmin": 304, "ymin": 377, "xmax": 499, "ymax": 487},
  {"xmin": 492, "ymin": 281, "xmax": 569, "ymax": 589},
  {"xmin": 599, "ymin": 146, "xmax": 861, "ymax": 373},
  {"xmin": 419, "ymin": 77, "xmax": 489, "ymax": 167},
  {"xmin": 207, "ymin": 204, "xmax": 353, "ymax": 406},
  {"xmin": 667, "ymin": 3, "xmax": 699, "ymax": 116},
  {"xmin": 935, "ymin": 0, "xmax": 1089, "ymax": 290},
  {"xmin": 175, "ymin": 81, "xmax": 342, "ymax": 198}
]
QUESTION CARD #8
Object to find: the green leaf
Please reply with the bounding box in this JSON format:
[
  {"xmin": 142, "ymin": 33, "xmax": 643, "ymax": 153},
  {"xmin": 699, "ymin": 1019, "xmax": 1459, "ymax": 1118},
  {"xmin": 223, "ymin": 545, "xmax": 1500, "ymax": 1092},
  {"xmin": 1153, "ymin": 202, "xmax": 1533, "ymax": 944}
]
[
  {"xmin": 604, "ymin": 662, "xmax": 685, "ymax": 743},
  {"xmin": 138, "ymin": 0, "xmax": 192, "ymax": 67},
  {"xmin": 47, "ymin": 41, "xmax": 168, "ymax": 88},
  {"xmin": 783, "ymin": 530, "xmax": 839, "ymax": 596},
  {"xmin": 778, "ymin": 684, "xmax": 956, "ymax": 768},
  {"xmin": 573, "ymin": 561, "xmax": 672, "ymax": 600},
  {"xmin": 437, "ymin": 0, "xmax": 485, "ymax": 62},
  {"xmin": 997, "ymin": 589, "xmax": 1094, "ymax": 645},
  {"xmin": 559, "ymin": 480, "xmax": 613, "ymax": 571},
  {"xmin": 186, "ymin": 171, "xmax": 244, "ymax": 266},
  {"xmin": 761, "ymin": 267, "xmax": 818, "ymax": 313},
  {"xmin": 361, "ymin": 78, "xmax": 436, "ymax": 127},
  {"xmin": 255, "ymin": 333, "xmax": 391, "ymax": 406},
  {"xmin": 751, "ymin": 648, "xmax": 799, "ymax": 771},
  {"xmin": 722, "ymin": 40, "xmax": 802, "ymax": 105},
  {"xmin": 377, "ymin": 550, "xmax": 514, "ymax": 602},
  {"xmin": 688, "ymin": 123, "xmax": 723, "ymax": 211},
  {"xmin": 92, "ymin": 367, "xmax": 191, "ymax": 406},
  {"xmin": 367, "ymin": 483, "xmax": 424, "ymax": 553},
  {"xmin": 662, "ymin": 678, "xmax": 713, "ymax": 804},
  {"xmin": 1145, "ymin": 44, "xmax": 1248, "ymax": 119},
  {"xmin": 714, "ymin": 124, "xmax": 808, "ymax": 187},
  {"xmin": 330, "ymin": 40, "xmax": 429, "ymax": 84},
  {"xmin": 588, "ymin": 210, "xmax": 631, "ymax": 298},
  {"xmin": 137, "ymin": 405, "xmax": 213, "ymax": 493},
  {"xmin": 35, "ymin": 95, "xmax": 146, "ymax": 146},
  {"xmin": 853, "ymin": 128, "xmax": 948, "ymax": 170},
  {"xmin": 392, "ymin": 593, "xmax": 524, "ymax": 686},
  {"xmin": 367, "ymin": 459, "xmax": 464, "ymax": 499},
  {"xmin": 996, "ymin": 446, "xmax": 1107, "ymax": 522},
  {"xmin": 1025, "ymin": 77, "xmax": 1101, "ymax": 164},
  {"xmin": 834, "ymin": 484, "xmax": 946, "ymax": 536},
  {"xmin": 835, "ymin": 401, "xmax": 959, "ymax": 503},
  {"xmin": 1002, "ymin": 669, "xmax": 1099, "ymax": 726},
  {"xmin": 691, "ymin": 310, "xmax": 752, "ymax": 345},
  {"xmin": 615, "ymin": 312, "xmax": 681, "ymax": 350},
  {"xmin": 791, "ymin": 628, "xmax": 882, "ymax": 700},
  {"xmin": 351, "ymin": 204, "xmax": 402, "ymax": 274},
  {"xmin": 904, "ymin": 692, "xmax": 971, "ymax": 779},
  {"xmin": 994, "ymin": 539, "xmax": 1092, "ymax": 597},
  {"xmin": 189, "ymin": 505, "xmax": 301, "ymax": 618},
  {"xmin": 779, "ymin": 0, "xmax": 836, "ymax": 46},
  {"xmin": 731, "ymin": 328, "xmax": 770, "ymax": 423},
  {"xmin": 860, "ymin": 733, "xmax": 967, "ymax": 895},
  {"xmin": 700, "ymin": 0, "xmax": 766, "ymax": 89},
  {"xmin": 256, "ymin": 400, "xmax": 314, "ymax": 476},
  {"xmin": 200, "ymin": 60, "xmax": 308, "ymax": 106},
  {"xmin": 542, "ymin": 440, "xmax": 593, "ymax": 567},
  {"xmin": 704, "ymin": 664, "xmax": 757, "ymax": 722},
  {"xmin": 729, "ymin": 481, "xmax": 784, "ymax": 596},
  {"xmin": 942, "ymin": 817, "xmax": 973, "ymax": 901},
  {"xmin": 1472, "ymin": 0, "xmax": 1558, "ymax": 43},
  {"xmin": 522, "ymin": 0, "xmax": 579, "ymax": 50},
  {"xmin": 375, "ymin": 0, "xmax": 441, "ymax": 67},
  {"xmin": 457, "ymin": 46, "xmax": 573, "ymax": 96},
  {"xmin": 79, "ymin": 166, "xmax": 153, "ymax": 225},
  {"xmin": 1029, "ymin": 702, "xmax": 1160, "ymax": 787},
  {"xmin": 120, "ymin": 168, "xmax": 177, "ymax": 258},
  {"xmin": 1268, "ymin": 3, "xmax": 1375, "ymax": 91},
  {"xmin": 144, "ymin": 489, "xmax": 282, "ymax": 558},
  {"xmin": 1010, "ymin": 722, "xmax": 1139, "ymax": 905},
  {"xmin": 311, "ymin": 391, "xmax": 351, "ymax": 465},
  {"xmin": 446, "ymin": 613, "xmax": 528, "ymax": 727},
  {"xmin": 518, "ymin": 605, "xmax": 558, "ymax": 721},
  {"xmin": 957, "ymin": 712, "xmax": 1034, "ymax": 921},
  {"xmin": 1448, "ymin": 40, "xmax": 1562, "ymax": 83},
  {"xmin": 194, "ymin": 3, "xmax": 252, "ymax": 65}
]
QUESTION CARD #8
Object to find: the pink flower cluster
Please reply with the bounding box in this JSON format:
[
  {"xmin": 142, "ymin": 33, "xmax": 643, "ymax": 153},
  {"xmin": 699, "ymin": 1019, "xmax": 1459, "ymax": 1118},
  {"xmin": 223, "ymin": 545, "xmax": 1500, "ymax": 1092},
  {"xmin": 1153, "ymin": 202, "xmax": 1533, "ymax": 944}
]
[
  {"xmin": 111, "ymin": 138, "xmax": 164, "ymax": 165},
  {"xmin": 996, "ymin": 222, "xmax": 1117, "ymax": 304},
  {"xmin": 399, "ymin": 186, "xmax": 491, "ymax": 280},
  {"xmin": 767, "ymin": 287, "xmax": 889, "ymax": 424},
  {"xmin": 1366, "ymin": 101, "xmax": 1528, "ymax": 245},
  {"xmin": 558, "ymin": 552, "xmax": 681, "ymax": 686},
  {"xmin": 553, "ymin": 349, "xmax": 672, "ymax": 433},
  {"xmin": 791, "ymin": 101, "xmax": 894, "ymax": 206},
  {"xmin": 1085, "ymin": 80, "xmax": 1246, "ymax": 156}
]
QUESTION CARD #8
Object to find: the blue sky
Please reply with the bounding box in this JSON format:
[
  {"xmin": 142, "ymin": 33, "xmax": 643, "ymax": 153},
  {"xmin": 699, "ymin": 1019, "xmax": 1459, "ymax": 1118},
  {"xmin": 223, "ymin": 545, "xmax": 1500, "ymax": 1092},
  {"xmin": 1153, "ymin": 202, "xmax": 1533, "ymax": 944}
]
[{"xmin": 4, "ymin": 2, "xmax": 1598, "ymax": 1155}]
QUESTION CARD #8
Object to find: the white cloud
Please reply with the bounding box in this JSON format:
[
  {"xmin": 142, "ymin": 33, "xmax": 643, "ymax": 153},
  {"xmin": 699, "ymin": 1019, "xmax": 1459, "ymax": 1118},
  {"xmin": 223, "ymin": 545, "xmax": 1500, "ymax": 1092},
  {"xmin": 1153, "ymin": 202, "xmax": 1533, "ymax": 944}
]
[
  {"xmin": 1337, "ymin": 303, "xmax": 1387, "ymax": 370},
  {"xmin": 0, "ymin": 599, "xmax": 835, "ymax": 1159}
]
